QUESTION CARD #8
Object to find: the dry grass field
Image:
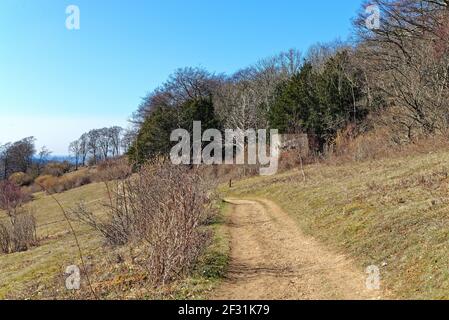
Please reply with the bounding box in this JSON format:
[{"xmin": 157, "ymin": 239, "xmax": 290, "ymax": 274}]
[{"xmin": 0, "ymin": 183, "xmax": 107, "ymax": 298}]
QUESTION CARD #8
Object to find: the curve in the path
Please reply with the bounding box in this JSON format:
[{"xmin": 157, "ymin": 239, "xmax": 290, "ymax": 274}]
[{"xmin": 212, "ymin": 198, "xmax": 382, "ymax": 300}]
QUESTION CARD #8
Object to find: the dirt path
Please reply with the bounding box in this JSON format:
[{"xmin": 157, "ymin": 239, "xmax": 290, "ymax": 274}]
[{"xmin": 212, "ymin": 198, "xmax": 382, "ymax": 300}]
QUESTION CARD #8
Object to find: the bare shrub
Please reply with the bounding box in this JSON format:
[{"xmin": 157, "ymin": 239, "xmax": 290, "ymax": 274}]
[
  {"xmin": 8, "ymin": 172, "xmax": 33, "ymax": 187},
  {"xmin": 94, "ymin": 157, "xmax": 132, "ymax": 182},
  {"xmin": 0, "ymin": 180, "xmax": 26, "ymax": 217},
  {"xmin": 71, "ymin": 200, "xmax": 133, "ymax": 246},
  {"xmin": 0, "ymin": 208, "xmax": 38, "ymax": 254},
  {"xmin": 11, "ymin": 209, "xmax": 37, "ymax": 252},
  {"xmin": 34, "ymin": 170, "xmax": 92, "ymax": 194},
  {"xmin": 21, "ymin": 183, "xmax": 41, "ymax": 195},
  {"xmin": 0, "ymin": 180, "xmax": 37, "ymax": 254},
  {"xmin": 132, "ymin": 163, "xmax": 216, "ymax": 284},
  {"xmin": 71, "ymin": 160, "xmax": 217, "ymax": 285},
  {"xmin": 42, "ymin": 161, "xmax": 71, "ymax": 177},
  {"xmin": 0, "ymin": 222, "xmax": 12, "ymax": 254},
  {"xmin": 58, "ymin": 171, "xmax": 92, "ymax": 191},
  {"xmin": 327, "ymin": 121, "xmax": 449, "ymax": 164},
  {"xmin": 35, "ymin": 175, "xmax": 58, "ymax": 192},
  {"xmin": 278, "ymin": 147, "xmax": 317, "ymax": 173}
]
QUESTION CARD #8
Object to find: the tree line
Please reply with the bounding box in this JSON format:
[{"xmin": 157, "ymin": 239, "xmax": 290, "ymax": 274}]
[
  {"xmin": 0, "ymin": 126, "xmax": 129, "ymax": 181},
  {"xmin": 68, "ymin": 126, "xmax": 131, "ymax": 169},
  {"xmin": 127, "ymin": 0, "xmax": 449, "ymax": 164},
  {"xmin": 127, "ymin": 47, "xmax": 369, "ymax": 163},
  {"xmin": 0, "ymin": 138, "xmax": 37, "ymax": 180},
  {"xmin": 354, "ymin": 0, "xmax": 449, "ymax": 142}
]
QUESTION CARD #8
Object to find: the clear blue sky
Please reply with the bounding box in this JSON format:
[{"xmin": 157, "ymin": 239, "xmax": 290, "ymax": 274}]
[{"xmin": 0, "ymin": 0, "xmax": 364, "ymax": 154}]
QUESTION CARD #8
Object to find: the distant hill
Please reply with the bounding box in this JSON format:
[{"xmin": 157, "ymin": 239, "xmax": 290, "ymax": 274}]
[{"xmin": 32, "ymin": 155, "xmax": 76, "ymax": 164}]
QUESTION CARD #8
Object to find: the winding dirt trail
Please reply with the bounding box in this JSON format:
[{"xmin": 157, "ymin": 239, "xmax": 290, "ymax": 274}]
[{"xmin": 212, "ymin": 198, "xmax": 382, "ymax": 300}]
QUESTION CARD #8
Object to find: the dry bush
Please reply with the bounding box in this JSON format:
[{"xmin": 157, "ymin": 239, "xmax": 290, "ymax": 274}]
[
  {"xmin": 21, "ymin": 183, "xmax": 43, "ymax": 195},
  {"xmin": 327, "ymin": 121, "xmax": 449, "ymax": 165},
  {"xmin": 71, "ymin": 160, "xmax": 217, "ymax": 285},
  {"xmin": 0, "ymin": 181, "xmax": 37, "ymax": 254},
  {"xmin": 71, "ymin": 200, "xmax": 133, "ymax": 246},
  {"xmin": 11, "ymin": 209, "xmax": 37, "ymax": 252},
  {"xmin": 58, "ymin": 171, "xmax": 92, "ymax": 191},
  {"xmin": 34, "ymin": 170, "xmax": 92, "ymax": 194},
  {"xmin": 35, "ymin": 175, "xmax": 58, "ymax": 191},
  {"xmin": 0, "ymin": 180, "xmax": 27, "ymax": 216},
  {"xmin": 42, "ymin": 162, "xmax": 71, "ymax": 177},
  {"xmin": 0, "ymin": 223, "xmax": 12, "ymax": 254},
  {"xmin": 323, "ymin": 119, "xmax": 408, "ymax": 163},
  {"xmin": 94, "ymin": 157, "xmax": 132, "ymax": 182},
  {"xmin": 0, "ymin": 208, "xmax": 38, "ymax": 254},
  {"xmin": 278, "ymin": 149, "xmax": 317, "ymax": 173},
  {"xmin": 8, "ymin": 172, "xmax": 33, "ymax": 187},
  {"xmin": 278, "ymin": 151, "xmax": 298, "ymax": 171},
  {"xmin": 331, "ymin": 126, "xmax": 394, "ymax": 162},
  {"xmin": 133, "ymin": 164, "xmax": 216, "ymax": 285}
]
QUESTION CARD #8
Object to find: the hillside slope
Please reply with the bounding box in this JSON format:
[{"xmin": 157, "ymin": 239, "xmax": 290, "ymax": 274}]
[
  {"xmin": 222, "ymin": 150, "xmax": 449, "ymax": 299},
  {"xmin": 0, "ymin": 183, "xmax": 107, "ymax": 298},
  {"xmin": 0, "ymin": 181, "xmax": 230, "ymax": 299}
]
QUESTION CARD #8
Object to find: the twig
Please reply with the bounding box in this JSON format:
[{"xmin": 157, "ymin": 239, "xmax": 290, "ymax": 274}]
[{"xmin": 298, "ymin": 152, "xmax": 306, "ymax": 183}]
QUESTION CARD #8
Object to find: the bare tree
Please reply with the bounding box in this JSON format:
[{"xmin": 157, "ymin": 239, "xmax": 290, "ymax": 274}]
[
  {"xmin": 108, "ymin": 126, "xmax": 123, "ymax": 157},
  {"xmin": 121, "ymin": 128, "xmax": 137, "ymax": 154},
  {"xmin": 36, "ymin": 146, "xmax": 52, "ymax": 175},
  {"xmin": 214, "ymin": 49, "xmax": 302, "ymax": 130},
  {"xmin": 87, "ymin": 130, "xmax": 101, "ymax": 164},
  {"xmin": 306, "ymin": 40, "xmax": 349, "ymax": 71},
  {"xmin": 0, "ymin": 143, "xmax": 11, "ymax": 180},
  {"xmin": 69, "ymin": 140, "xmax": 81, "ymax": 170},
  {"xmin": 97, "ymin": 128, "xmax": 111, "ymax": 160},
  {"xmin": 354, "ymin": 0, "xmax": 449, "ymax": 140},
  {"xmin": 0, "ymin": 138, "xmax": 36, "ymax": 179},
  {"xmin": 78, "ymin": 133, "xmax": 89, "ymax": 167}
]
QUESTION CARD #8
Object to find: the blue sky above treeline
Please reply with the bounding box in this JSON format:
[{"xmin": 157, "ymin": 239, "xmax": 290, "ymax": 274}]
[{"xmin": 0, "ymin": 0, "xmax": 364, "ymax": 154}]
